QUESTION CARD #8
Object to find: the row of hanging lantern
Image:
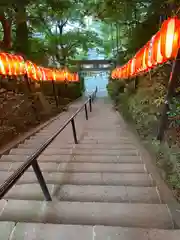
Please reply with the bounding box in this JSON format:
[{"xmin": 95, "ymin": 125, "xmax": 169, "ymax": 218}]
[
  {"xmin": 111, "ymin": 17, "xmax": 180, "ymax": 80},
  {"xmin": 0, "ymin": 52, "xmax": 79, "ymax": 82}
]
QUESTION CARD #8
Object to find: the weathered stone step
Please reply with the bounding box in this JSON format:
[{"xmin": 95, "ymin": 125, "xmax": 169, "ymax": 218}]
[
  {"xmin": 4, "ymin": 223, "xmax": 179, "ymax": 240},
  {"xmin": 80, "ymin": 139, "xmax": 134, "ymax": 144},
  {"xmin": 23, "ymin": 138, "xmax": 135, "ymax": 146},
  {"xmin": 18, "ymin": 143, "xmax": 136, "ymax": 150},
  {"xmin": 0, "ymin": 172, "xmax": 153, "ymax": 186},
  {"xmin": 83, "ymin": 132, "xmax": 131, "ymax": 136},
  {"xmin": 0, "ymin": 200, "xmax": 173, "ymax": 228},
  {"xmin": 35, "ymin": 131, "xmax": 59, "ymax": 135},
  {"xmin": 24, "ymin": 139, "xmax": 47, "ymax": 145},
  {"xmin": 48, "ymin": 148, "xmax": 139, "ymax": 156},
  {"xmin": 29, "ymin": 136, "xmax": 49, "ymax": 140},
  {"xmin": 5, "ymin": 184, "xmax": 160, "ymax": 203},
  {"xmin": 1, "ymin": 154, "xmax": 142, "ymax": 163},
  {"xmin": 83, "ymin": 135, "xmax": 130, "ymax": 139},
  {"xmin": 0, "ymin": 162, "xmax": 146, "ymax": 173},
  {"xmin": 1, "ymin": 154, "xmax": 32, "ymax": 162},
  {"xmin": 27, "ymin": 136, "xmax": 132, "ymax": 142},
  {"xmin": 9, "ymin": 148, "xmax": 139, "ymax": 156}
]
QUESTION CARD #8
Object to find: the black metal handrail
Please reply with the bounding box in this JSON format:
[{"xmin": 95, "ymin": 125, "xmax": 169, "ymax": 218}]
[{"xmin": 0, "ymin": 87, "xmax": 98, "ymax": 200}]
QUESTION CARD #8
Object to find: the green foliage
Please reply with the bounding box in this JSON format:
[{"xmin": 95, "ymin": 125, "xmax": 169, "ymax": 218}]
[
  {"xmin": 0, "ymin": 0, "xmax": 103, "ymax": 64},
  {"xmin": 167, "ymin": 97, "xmax": 180, "ymax": 128},
  {"xmin": 107, "ymin": 64, "xmax": 180, "ymax": 201},
  {"xmin": 107, "ymin": 79, "xmax": 125, "ymax": 100}
]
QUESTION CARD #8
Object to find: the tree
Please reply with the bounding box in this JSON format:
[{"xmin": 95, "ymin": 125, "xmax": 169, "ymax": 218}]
[
  {"xmin": 0, "ymin": 0, "xmax": 103, "ymax": 65},
  {"xmin": 87, "ymin": 0, "xmax": 169, "ymax": 61}
]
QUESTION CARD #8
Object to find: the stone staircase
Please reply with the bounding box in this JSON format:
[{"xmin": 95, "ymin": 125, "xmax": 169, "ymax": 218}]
[{"xmin": 0, "ymin": 98, "xmax": 179, "ymax": 239}]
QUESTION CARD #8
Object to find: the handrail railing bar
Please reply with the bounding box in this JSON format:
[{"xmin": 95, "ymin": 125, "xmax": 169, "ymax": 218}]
[{"xmin": 0, "ymin": 88, "xmax": 97, "ymax": 200}]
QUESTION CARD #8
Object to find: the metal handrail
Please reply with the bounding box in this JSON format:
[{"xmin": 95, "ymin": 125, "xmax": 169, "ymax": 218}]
[{"xmin": 0, "ymin": 87, "xmax": 97, "ymax": 200}]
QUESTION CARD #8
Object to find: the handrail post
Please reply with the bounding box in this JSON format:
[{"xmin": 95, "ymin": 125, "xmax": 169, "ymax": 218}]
[
  {"xmin": 32, "ymin": 160, "xmax": 52, "ymax": 201},
  {"xmin": 85, "ymin": 104, "xmax": 88, "ymax": 120},
  {"xmin": 89, "ymin": 96, "xmax": 92, "ymax": 112},
  {"xmin": 71, "ymin": 118, "xmax": 78, "ymax": 144},
  {"xmin": 91, "ymin": 93, "xmax": 94, "ymax": 103}
]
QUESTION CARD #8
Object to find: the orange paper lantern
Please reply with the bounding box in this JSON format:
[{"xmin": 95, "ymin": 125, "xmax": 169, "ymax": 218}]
[
  {"xmin": 145, "ymin": 41, "xmax": 153, "ymax": 69},
  {"xmin": 152, "ymin": 31, "xmax": 166, "ymax": 65},
  {"xmin": 130, "ymin": 58, "xmax": 136, "ymax": 77},
  {"xmin": 25, "ymin": 61, "xmax": 38, "ymax": 80},
  {"xmin": 160, "ymin": 17, "xmax": 180, "ymax": 59}
]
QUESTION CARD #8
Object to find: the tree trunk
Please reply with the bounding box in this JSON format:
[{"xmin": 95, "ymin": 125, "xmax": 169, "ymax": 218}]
[
  {"xmin": 58, "ymin": 21, "xmax": 67, "ymax": 67},
  {"xmin": 14, "ymin": 3, "xmax": 29, "ymax": 57},
  {"xmin": 0, "ymin": 11, "xmax": 12, "ymax": 51}
]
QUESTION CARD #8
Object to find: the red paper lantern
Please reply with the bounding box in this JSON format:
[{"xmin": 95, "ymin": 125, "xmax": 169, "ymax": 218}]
[
  {"xmin": 123, "ymin": 65, "xmax": 127, "ymax": 79},
  {"xmin": 75, "ymin": 73, "xmax": 79, "ymax": 82},
  {"xmin": 40, "ymin": 67, "xmax": 46, "ymax": 81},
  {"xmin": 14, "ymin": 55, "xmax": 25, "ymax": 75},
  {"xmin": 56, "ymin": 71, "xmax": 60, "ymax": 81},
  {"xmin": 0, "ymin": 53, "xmax": 12, "ymax": 75},
  {"xmin": 46, "ymin": 69, "xmax": 53, "ymax": 80},
  {"xmin": 36, "ymin": 66, "xmax": 43, "ymax": 80},
  {"xmin": 52, "ymin": 70, "xmax": 56, "ymax": 81},
  {"xmin": 140, "ymin": 46, "xmax": 147, "ymax": 72},
  {"xmin": 134, "ymin": 47, "xmax": 145, "ymax": 74},
  {"xmin": 145, "ymin": 40, "xmax": 153, "ymax": 69},
  {"xmin": 10, "ymin": 55, "xmax": 19, "ymax": 75},
  {"xmin": 0, "ymin": 53, "xmax": 6, "ymax": 75},
  {"xmin": 160, "ymin": 17, "xmax": 180, "ymax": 59},
  {"xmin": 118, "ymin": 68, "xmax": 122, "ymax": 79},
  {"xmin": 130, "ymin": 58, "xmax": 136, "ymax": 77},
  {"xmin": 25, "ymin": 61, "xmax": 38, "ymax": 80},
  {"xmin": 8, "ymin": 54, "xmax": 15, "ymax": 75},
  {"xmin": 116, "ymin": 69, "xmax": 119, "ymax": 79},
  {"xmin": 152, "ymin": 31, "xmax": 166, "ymax": 65},
  {"xmin": 111, "ymin": 70, "xmax": 115, "ymax": 79},
  {"xmin": 43, "ymin": 68, "xmax": 50, "ymax": 80},
  {"xmin": 126, "ymin": 62, "xmax": 130, "ymax": 78}
]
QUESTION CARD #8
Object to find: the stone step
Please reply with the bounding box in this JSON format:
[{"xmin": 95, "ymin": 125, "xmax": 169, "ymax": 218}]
[
  {"xmin": 50, "ymin": 148, "xmax": 139, "ymax": 156},
  {"xmin": 9, "ymin": 148, "xmax": 139, "ymax": 156},
  {"xmin": 1, "ymin": 154, "xmax": 32, "ymax": 162},
  {"xmin": 35, "ymin": 131, "xmax": 59, "ymax": 135},
  {"xmin": 0, "ymin": 200, "xmax": 173, "ymax": 228},
  {"xmin": 1, "ymin": 154, "xmax": 142, "ymax": 163},
  {"xmin": 24, "ymin": 138, "xmax": 135, "ymax": 145},
  {"xmin": 37, "ymin": 131, "xmax": 129, "ymax": 136},
  {"xmin": 24, "ymin": 139, "xmax": 47, "ymax": 145},
  {"xmin": 0, "ymin": 171, "xmax": 153, "ymax": 186},
  {"xmin": 18, "ymin": 143, "xmax": 136, "ymax": 150},
  {"xmin": 40, "ymin": 155, "xmax": 142, "ymax": 163},
  {"xmin": 80, "ymin": 139, "xmax": 134, "ymax": 144},
  {"xmin": 5, "ymin": 184, "xmax": 160, "ymax": 203},
  {"xmin": 0, "ymin": 162, "xmax": 146, "ymax": 173},
  {"xmin": 85, "ymin": 135, "xmax": 132, "ymax": 139},
  {"xmin": 83, "ymin": 136, "xmax": 130, "ymax": 140},
  {"xmin": 3, "ymin": 223, "xmax": 179, "ymax": 240},
  {"xmin": 29, "ymin": 136, "xmax": 49, "ymax": 141}
]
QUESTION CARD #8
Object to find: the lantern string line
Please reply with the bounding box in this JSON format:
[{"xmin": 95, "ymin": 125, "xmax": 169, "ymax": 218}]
[
  {"xmin": 111, "ymin": 17, "xmax": 180, "ymax": 80},
  {"xmin": 0, "ymin": 54, "xmax": 79, "ymax": 82}
]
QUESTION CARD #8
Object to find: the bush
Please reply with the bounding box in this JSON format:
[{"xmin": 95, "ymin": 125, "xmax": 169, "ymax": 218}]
[
  {"xmin": 0, "ymin": 74, "xmax": 84, "ymax": 101},
  {"xmin": 107, "ymin": 79, "xmax": 125, "ymax": 102},
  {"xmin": 108, "ymin": 65, "xmax": 180, "ymax": 202}
]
